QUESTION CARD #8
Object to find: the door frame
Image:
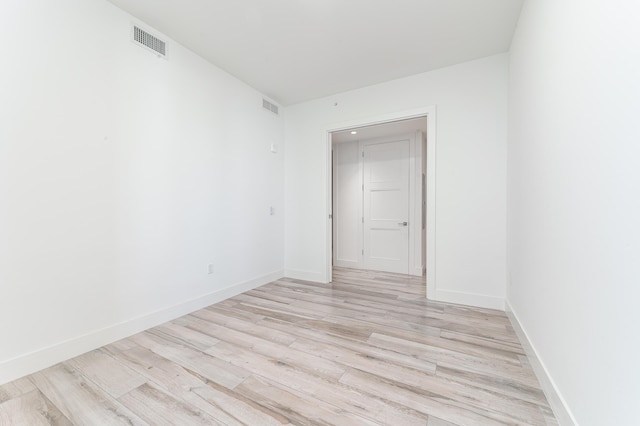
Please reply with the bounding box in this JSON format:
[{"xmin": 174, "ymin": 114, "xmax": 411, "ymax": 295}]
[{"xmin": 323, "ymin": 106, "xmax": 437, "ymax": 298}]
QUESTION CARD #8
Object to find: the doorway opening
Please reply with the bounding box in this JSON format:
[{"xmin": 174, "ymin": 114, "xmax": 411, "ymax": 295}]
[{"xmin": 324, "ymin": 107, "xmax": 436, "ymax": 298}]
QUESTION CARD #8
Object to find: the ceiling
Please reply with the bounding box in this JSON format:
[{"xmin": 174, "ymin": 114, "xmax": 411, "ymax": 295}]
[
  {"xmin": 107, "ymin": 0, "xmax": 523, "ymax": 106},
  {"xmin": 332, "ymin": 118, "xmax": 427, "ymax": 144}
]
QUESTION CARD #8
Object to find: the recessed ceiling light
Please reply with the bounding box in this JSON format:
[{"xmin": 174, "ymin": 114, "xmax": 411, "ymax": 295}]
[{"xmin": 350, "ymin": 131, "xmax": 357, "ymax": 135}]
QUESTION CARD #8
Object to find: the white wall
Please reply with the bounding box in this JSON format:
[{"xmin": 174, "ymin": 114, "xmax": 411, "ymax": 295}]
[
  {"xmin": 0, "ymin": 0, "xmax": 284, "ymax": 384},
  {"xmin": 508, "ymin": 0, "xmax": 640, "ymax": 424},
  {"xmin": 333, "ymin": 141, "xmax": 362, "ymax": 268},
  {"xmin": 284, "ymin": 54, "xmax": 508, "ymax": 309}
]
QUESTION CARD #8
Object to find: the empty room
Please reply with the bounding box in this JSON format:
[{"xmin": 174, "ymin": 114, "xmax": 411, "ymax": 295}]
[{"xmin": 0, "ymin": 0, "xmax": 638, "ymax": 425}]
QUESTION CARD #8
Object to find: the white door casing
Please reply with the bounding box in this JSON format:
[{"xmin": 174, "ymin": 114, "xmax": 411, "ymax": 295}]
[{"xmin": 363, "ymin": 138, "xmax": 410, "ymax": 274}]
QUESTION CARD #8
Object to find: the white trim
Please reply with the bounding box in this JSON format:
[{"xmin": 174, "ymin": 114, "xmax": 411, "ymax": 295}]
[
  {"xmin": 326, "ymin": 131, "xmax": 333, "ymax": 283},
  {"xmin": 285, "ymin": 268, "xmax": 325, "ymax": 283},
  {"xmin": 0, "ymin": 270, "xmax": 284, "ymax": 386},
  {"xmin": 408, "ymin": 133, "xmax": 417, "ymax": 276},
  {"xmin": 323, "ymin": 106, "xmax": 436, "ymax": 293},
  {"xmin": 506, "ymin": 301, "xmax": 578, "ymax": 426},
  {"xmin": 425, "ymin": 109, "xmax": 436, "ymax": 299},
  {"xmin": 434, "ymin": 289, "xmax": 505, "ymax": 310},
  {"xmin": 412, "ymin": 129, "xmax": 424, "ymax": 276}
]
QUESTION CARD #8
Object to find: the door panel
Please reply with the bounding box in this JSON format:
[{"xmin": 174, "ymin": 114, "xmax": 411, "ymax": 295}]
[
  {"xmin": 370, "ymin": 189, "xmax": 405, "ymax": 220},
  {"xmin": 363, "ymin": 139, "xmax": 410, "ymax": 274}
]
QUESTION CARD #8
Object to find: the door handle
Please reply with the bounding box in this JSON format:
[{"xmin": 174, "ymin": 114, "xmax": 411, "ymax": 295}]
[{"xmin": 398, "ymin": 222, "xmax": 408, "ymax": 226}]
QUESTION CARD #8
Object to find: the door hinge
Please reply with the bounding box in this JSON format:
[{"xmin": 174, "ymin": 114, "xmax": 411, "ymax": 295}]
[
  {"xmin": 362, "ymin": 217, "xmax": 364, "ymax": 223},
  {"xmin": 362, "ymin": 151, "xmax": 364, "ymax": 158},
  {"xmin": 362, "ymin": 184, "xmax": 364, "ymax": 191},
  {"xmin": 362, "ymin": 249, "xmax": 364, "ymax": 255}
]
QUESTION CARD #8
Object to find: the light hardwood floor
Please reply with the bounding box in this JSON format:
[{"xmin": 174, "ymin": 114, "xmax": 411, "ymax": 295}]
[{"xmin": 0, "ymin": 268, "xmax": 557, "ymax": 425}]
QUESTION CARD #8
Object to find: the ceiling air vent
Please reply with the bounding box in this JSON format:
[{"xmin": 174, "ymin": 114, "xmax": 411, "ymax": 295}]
[
  {"xmin": 262, "ymin": 98, "xmax": 279, "ymax": 115},
  {"xmin": 132, "ymin": 25, "xmax": 167, "ymax": 58}
]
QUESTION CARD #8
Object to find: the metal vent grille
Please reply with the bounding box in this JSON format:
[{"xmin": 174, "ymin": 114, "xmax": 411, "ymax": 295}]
[
  {"xmin": 132, "ymin": 25, "xmax": 166, "ymax": 57},
  {"xmin": 262, "ymin": 99, "xmax": 279, "ymax": 115}
]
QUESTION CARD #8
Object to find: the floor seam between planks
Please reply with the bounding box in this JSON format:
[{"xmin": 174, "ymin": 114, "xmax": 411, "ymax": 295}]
[{"xmin": 0, "ymin": 267, "xmax": 558, "ymax": 426}]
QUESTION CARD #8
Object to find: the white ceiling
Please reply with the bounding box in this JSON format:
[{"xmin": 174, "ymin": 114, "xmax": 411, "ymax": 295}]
[
  {"xmin": 332, "ymin": 117, "xmax": 427, "ymax": 144},
  {"xmin": 107, "ymin": 0, "xmax": 523, "ymax": 106}
]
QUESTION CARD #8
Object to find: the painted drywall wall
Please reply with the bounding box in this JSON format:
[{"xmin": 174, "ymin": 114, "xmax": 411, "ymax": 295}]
[
  {"xmin": 508, "ymin": 0, "xmax": 640, "ymax": 424},
  {"xmin": 284, "ymin": 54, "xmax": 508, "ymax": 309},
  {"xmin": 333, "ymin": 140, "xmax": 362, "ymax": 268},
  {"xmin": 0, "ymin": 0, "xmax": 284, "ymax": 383}
]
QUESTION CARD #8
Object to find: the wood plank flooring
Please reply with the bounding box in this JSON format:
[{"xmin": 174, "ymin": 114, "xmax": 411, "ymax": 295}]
[{"xmin": 0, "ymin": 268, "xmax": 557, "ymax": 425}]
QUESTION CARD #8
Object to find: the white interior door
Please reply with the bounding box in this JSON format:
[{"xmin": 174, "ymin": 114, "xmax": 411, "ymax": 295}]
[{"xmin": 363, "ymin": 139, "xmax": 410, "ymax": 274}]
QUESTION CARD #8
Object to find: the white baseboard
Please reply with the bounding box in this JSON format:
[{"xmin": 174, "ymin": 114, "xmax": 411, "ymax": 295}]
[
  {"xmin": 412, "ymin": 266, "xmax": 424, "ymax": 277},
  {"xmin": 505, "ymin": 301, "xmax": 577, "ymax": 426},
  {"xmin": 0, "ymin": 270, "xmax": 284, "ymax": 386},
  {"xmin": 431, "ymin": 289, "xmax": 505, "ymax": 310},
  {"xmin": 333, "ymin": 260, "xmax": 361, "ymax": 270},
  {"xmin": 284, "ymin": 268, "xmax": 325, "ymax": 283}
]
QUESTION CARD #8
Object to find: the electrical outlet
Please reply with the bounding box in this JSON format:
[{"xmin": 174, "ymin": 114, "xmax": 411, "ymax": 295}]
[{"xmin": 208, "ymin": 263, "xmax": 214, "ymax": 275}]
